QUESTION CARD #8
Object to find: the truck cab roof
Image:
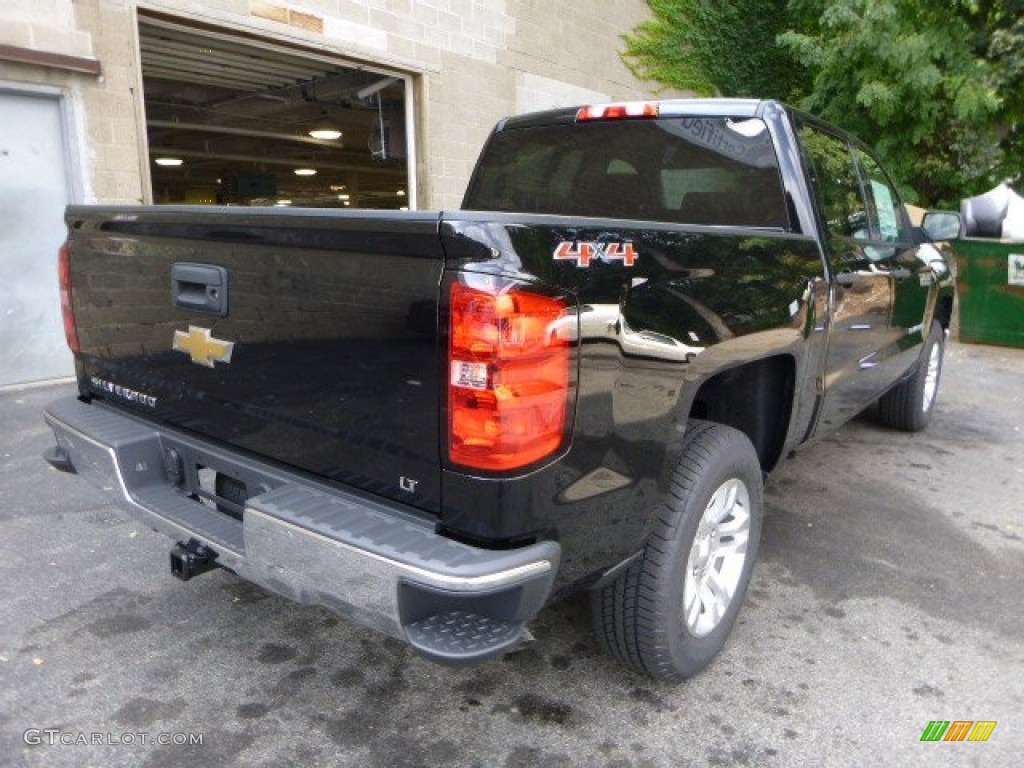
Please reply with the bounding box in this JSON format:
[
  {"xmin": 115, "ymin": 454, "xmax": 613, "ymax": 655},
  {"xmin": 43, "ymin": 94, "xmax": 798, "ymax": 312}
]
[{"xmin": 497, "ymin": 98, "xmax": 775, "ymax": 132}]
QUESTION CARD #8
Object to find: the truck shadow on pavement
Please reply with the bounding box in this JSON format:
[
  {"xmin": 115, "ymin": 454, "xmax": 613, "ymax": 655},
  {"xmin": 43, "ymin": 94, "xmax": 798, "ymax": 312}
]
[{"xmin": 760, "ymin": 409, "xmax": 1024, "ymax": 641}]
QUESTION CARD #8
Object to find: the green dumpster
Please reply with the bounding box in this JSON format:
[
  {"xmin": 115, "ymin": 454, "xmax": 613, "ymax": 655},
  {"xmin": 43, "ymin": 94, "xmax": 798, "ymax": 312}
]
[{"xmin": 953, "ymin": 238, "xmax": 1024, "ymax": 348}]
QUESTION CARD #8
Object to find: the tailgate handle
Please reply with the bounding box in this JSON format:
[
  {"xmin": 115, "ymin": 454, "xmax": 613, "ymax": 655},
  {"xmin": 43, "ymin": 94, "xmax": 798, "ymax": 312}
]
[{"xmin": 172, "ymin": 263, "xmax": 228, "ymax": 317}]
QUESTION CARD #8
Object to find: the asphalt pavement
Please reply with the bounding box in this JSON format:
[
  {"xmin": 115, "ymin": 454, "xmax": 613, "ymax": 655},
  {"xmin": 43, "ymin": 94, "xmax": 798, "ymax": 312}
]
[{"xmin": 1, "ymin": 341, "xmax": 1021, "ymax": 767}]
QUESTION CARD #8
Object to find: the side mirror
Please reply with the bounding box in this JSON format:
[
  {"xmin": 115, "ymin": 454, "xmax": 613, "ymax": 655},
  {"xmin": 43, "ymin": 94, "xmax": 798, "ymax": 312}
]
[{"xmin": 921, "ymin": 210, "xmax": 961, "ymax": 241}]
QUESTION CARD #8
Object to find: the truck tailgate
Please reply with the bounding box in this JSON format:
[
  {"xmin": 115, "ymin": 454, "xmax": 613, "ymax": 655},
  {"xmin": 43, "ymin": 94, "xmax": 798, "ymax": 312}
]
[{"xmin": 65, "ymin": 207, "xmax": 445, "ymax": 513}]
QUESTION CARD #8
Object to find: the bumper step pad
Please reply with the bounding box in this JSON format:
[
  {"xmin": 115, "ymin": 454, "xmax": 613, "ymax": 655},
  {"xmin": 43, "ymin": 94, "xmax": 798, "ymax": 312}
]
[{"xmin": 405, "ymin": 611, "xmax": 524, "ymax": 664}]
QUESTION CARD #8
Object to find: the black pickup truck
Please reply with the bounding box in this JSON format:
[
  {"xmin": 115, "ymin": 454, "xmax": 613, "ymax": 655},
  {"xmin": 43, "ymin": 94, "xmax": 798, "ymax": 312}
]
[{"xmin": 43, "ymin": 99, "xmax": 953, "ymax": 682}]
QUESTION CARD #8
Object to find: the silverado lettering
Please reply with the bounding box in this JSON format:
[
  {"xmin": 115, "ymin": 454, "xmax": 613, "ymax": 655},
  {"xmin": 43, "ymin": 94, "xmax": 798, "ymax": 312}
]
[{"xmin": 89, "ymin": 377, "xmax": 158, "ymax": 408}]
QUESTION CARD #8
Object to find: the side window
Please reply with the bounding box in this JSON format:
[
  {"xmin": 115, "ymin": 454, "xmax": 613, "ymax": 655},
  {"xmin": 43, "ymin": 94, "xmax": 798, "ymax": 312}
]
[
  {"xmin": 855, "ymin": 148, "xmax": 909, "ymax": 243},
  {"xmin": 798, "ymin": 124, "xmax": 869, "ymax": 240},
  {"xmin": 607, "ymin": 158, "xmax": 637, "ymax": 175},
  {"xmin": 467, "ymin": 142, "xmax": 583, "ymax": 212},
  {"xmin": 660, "ymin": 168, "xmax": 732, "ymax": 209},
  {"xmin": 549, "ymin": 150, "xmax": 584, "ymax": 203}
]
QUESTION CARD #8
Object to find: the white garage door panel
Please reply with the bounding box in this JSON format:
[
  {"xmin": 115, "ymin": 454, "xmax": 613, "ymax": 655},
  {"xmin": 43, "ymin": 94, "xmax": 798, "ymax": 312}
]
[{"xmin": 0, "ymin": 91, "xmax": 73, "ymax": 386}]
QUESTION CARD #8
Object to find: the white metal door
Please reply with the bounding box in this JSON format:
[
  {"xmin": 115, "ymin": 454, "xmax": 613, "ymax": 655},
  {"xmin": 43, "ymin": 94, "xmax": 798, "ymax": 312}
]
[{"xmin": 0, "ymin": 90, "xmax": 73, "ymax": 386}]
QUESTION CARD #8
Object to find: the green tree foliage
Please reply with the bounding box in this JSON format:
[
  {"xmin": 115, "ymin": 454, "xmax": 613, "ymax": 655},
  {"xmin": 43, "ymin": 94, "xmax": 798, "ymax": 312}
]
[
  {"xmin": 623, "ymin": 0, "xmax": 1023, "ymax": 207},
  {"xmin": 971, "ymin": 2, "xmax": 1024, "ymax": 189},
  {"xmin": 621, "ymin": 0, "xmax": 807, "ymax": 100},
  {"xmin": 779, "ymin": 0, "xmax": 1002, "ymax": 205}
]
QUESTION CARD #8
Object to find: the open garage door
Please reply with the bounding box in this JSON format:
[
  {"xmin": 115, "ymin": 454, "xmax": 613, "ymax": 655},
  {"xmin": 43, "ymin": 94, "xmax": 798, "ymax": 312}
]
[{"xmin": 139, "ymin": 16, "xmax": 414, "ymax": 209}]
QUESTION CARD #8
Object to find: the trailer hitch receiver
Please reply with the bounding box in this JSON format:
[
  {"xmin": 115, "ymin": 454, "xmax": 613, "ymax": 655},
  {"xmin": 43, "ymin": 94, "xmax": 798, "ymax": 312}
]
[{"xmin": 170, "ymin": 538, "xmax": 219, "ymax": 581}]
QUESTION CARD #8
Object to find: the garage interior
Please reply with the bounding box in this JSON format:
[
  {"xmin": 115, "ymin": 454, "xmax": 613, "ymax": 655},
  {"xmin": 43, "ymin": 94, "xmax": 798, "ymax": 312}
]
[{"xmin": 139, "ymin": 17, "xmax": 412, "ymax": 209}]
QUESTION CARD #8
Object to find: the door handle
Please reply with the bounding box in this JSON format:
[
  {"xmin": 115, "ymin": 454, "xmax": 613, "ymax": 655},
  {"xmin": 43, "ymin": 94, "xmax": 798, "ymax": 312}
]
[
  {"xmin": 836, "ymin": 270, "xmax": 858, "ymax": 286},
  {"xmin": 171, "ymin": 263, "xmax": 229, "ymax": 316}
]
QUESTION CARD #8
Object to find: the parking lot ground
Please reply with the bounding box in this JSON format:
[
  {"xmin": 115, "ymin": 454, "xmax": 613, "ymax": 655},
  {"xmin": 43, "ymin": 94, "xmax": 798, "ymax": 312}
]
[{"xmin": 1, "ymin": 340, "xmax": 1022, "ymax": 768}]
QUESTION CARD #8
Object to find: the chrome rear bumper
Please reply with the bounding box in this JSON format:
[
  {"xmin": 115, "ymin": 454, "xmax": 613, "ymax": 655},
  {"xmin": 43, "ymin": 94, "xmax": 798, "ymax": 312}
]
[{"xmin": 43, "ymin": 397, "xmax": 559, "ymax": 664}]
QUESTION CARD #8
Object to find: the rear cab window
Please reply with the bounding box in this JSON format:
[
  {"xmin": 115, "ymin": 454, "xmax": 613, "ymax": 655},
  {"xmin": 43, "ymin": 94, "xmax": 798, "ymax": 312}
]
[{"xmin": 463, "ymin": 116, "xmax": 790, "ymax": 229}]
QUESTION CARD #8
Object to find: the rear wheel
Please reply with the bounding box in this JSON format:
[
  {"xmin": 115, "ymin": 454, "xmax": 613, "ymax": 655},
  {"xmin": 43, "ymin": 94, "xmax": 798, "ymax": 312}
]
[
  {"xmin": 877, "ymin": 320, "xmax": 945, "ymax": 432},
  {"xmin": 592, "ymin": 420, "xmax": 763, "ymax": 682}
]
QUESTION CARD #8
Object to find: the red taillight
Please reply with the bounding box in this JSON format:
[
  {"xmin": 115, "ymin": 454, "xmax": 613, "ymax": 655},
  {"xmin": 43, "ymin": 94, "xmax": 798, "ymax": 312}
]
[
  {"xmin": 448, "ymin": 278, "xmax": 572, "ymax": 472},
  {"xmin": 577, "ymin": 102, "xmax": 659, "ymax": 121},
  {"xmin": 58, "ymin": 240, "xmax": 80, "ymax": 354}
]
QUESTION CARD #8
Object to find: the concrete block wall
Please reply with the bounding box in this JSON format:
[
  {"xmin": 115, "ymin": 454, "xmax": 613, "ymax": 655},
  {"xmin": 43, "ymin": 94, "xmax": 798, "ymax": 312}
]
[{"xmin": 1, "ymin": 0, "xmax": 670, "ymax": 208}]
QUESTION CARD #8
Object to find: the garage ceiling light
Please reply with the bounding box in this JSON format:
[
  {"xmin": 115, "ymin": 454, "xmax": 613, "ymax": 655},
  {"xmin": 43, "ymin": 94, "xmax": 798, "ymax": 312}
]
[
  {"xmin": 294, "ymin": 168, "xmax": 317, "ymax": 176},
  {"xmin": 309, "ymin": 127, "xmax": 342, "ymax": 140},
  {"xmin": 308, "ymin": 117, "xmax": 342, "ymax": 141},
  {"xmin": 154, "ymin": 156, "xmax": 183, "ymax": 166}
]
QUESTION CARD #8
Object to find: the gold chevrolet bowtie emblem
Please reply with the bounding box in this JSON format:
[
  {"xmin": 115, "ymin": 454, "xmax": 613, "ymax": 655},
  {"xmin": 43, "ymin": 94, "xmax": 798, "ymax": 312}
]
[{"xmin": 172, "ymin": 326, "xmax": 235, "ymax": 368}]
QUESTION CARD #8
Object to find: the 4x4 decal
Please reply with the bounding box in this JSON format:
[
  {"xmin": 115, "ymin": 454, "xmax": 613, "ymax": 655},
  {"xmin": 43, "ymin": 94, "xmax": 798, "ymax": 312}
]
[{"xmin": 554, "ymin": 241, "xmax": 638, "ymax": 268}]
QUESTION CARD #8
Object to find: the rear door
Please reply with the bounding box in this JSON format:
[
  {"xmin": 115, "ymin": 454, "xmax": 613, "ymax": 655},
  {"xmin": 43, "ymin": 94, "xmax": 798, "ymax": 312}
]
[{"xmin": 67, "ymin": 208, "xmax": 445, "ymax": 513}]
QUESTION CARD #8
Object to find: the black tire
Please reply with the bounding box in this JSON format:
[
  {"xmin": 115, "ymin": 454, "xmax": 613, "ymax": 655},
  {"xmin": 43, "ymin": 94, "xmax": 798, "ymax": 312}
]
[
  {"xmin": 877, "ymin": 320, "xmax": 945, "ymax": 432},
  {"xmin": 592, "ymin": 420, "xmax": 763, "ymax": 682}
]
